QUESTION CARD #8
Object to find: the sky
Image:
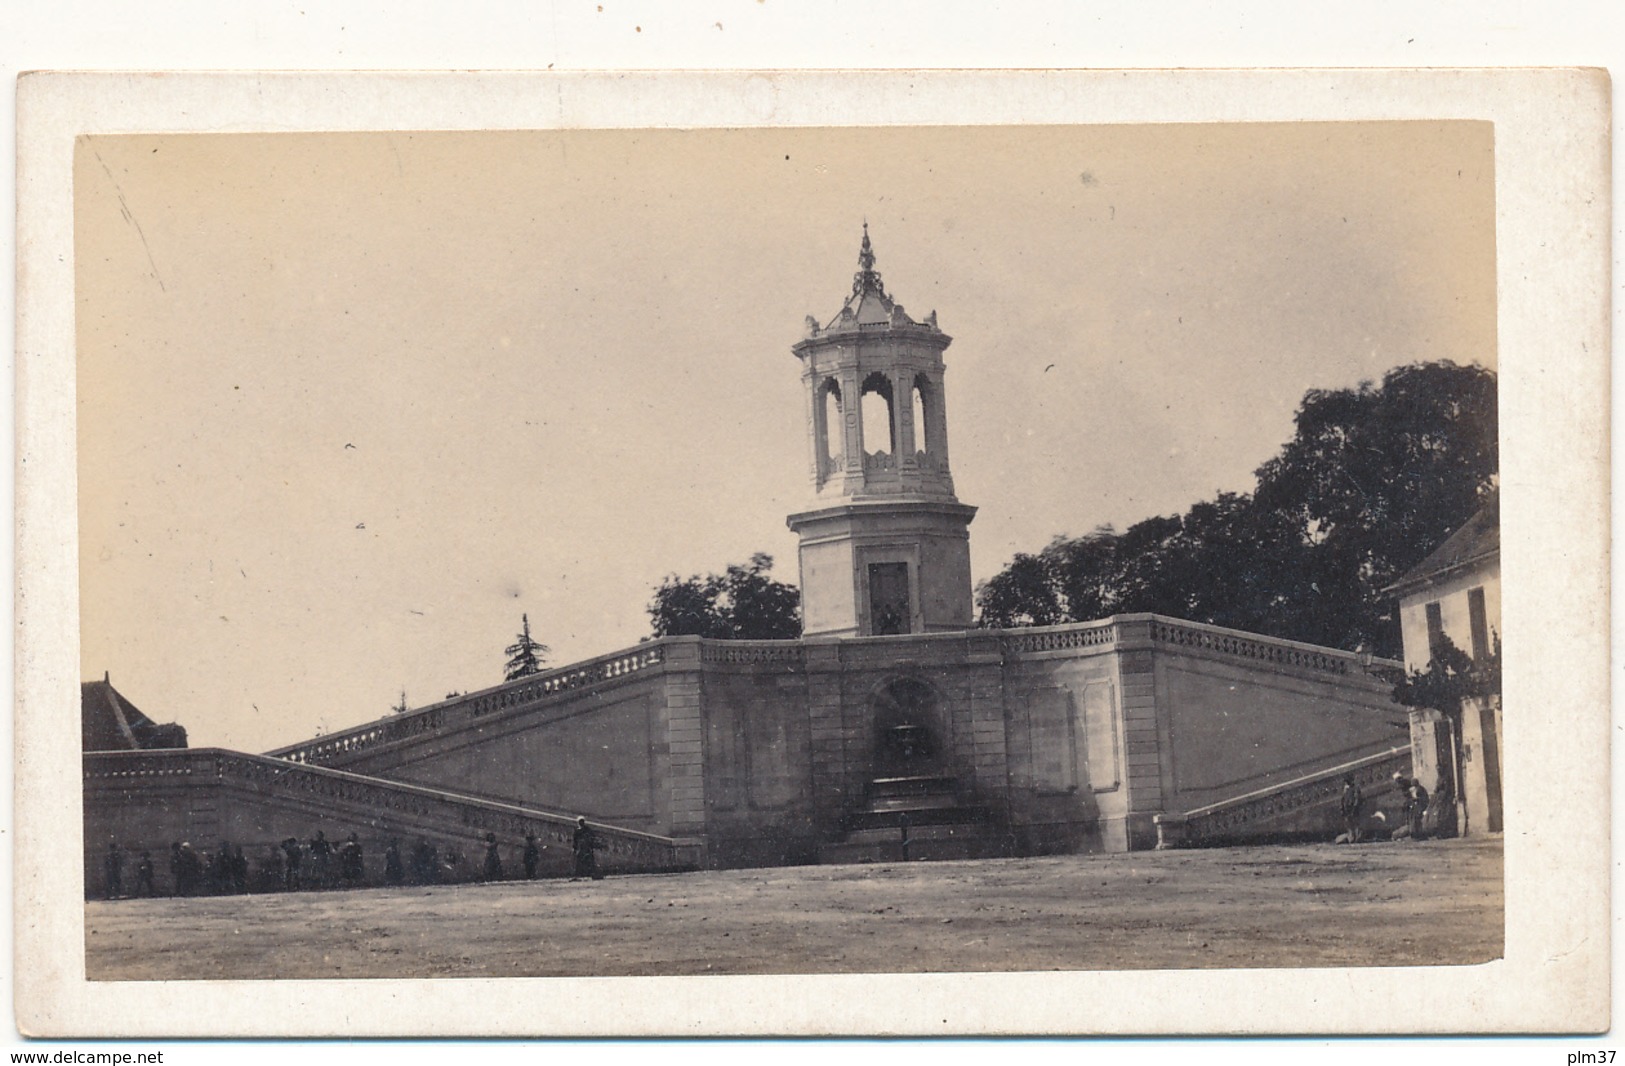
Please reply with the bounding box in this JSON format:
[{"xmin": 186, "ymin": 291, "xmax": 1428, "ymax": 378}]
[{"xmin": 76, "ymin": 122, "xmax": 1497, "ymax": 752}]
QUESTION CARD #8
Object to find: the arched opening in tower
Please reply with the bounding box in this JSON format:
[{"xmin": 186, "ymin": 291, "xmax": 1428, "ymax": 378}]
[
  {"xmin": 818, "ymin": 378, "xmax": 843, "ymax": 475},
  {"xmin": 860, "ymin": 372, "xmax": 896, "ymax": 460},
  {"xmin": 911, "ymin": 374, "xmax": 931, "ymax": 459}
]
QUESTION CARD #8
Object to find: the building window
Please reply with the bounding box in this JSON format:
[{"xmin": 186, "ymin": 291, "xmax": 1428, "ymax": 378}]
[
  {"xmin": 1467, "ymin": 586, "xmax": 1490, "ymax": 660},
  {"xmin": 1425, "ymin": 601, "xmax": 1446, "ymax": 663}
]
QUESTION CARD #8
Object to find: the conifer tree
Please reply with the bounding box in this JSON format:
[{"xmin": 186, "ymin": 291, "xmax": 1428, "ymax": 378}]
[{"xmin": 504, "ymin": 613, "xmax": 551, "ymax": 681}]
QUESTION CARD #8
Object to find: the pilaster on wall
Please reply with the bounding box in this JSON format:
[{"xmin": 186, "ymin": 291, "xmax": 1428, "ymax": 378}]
[
  {"xmin": 1112, "ymin": 619, "xmax": 1168, "ymax": 848},
  {"xmin": 661, "ymin": 638, "xmax": 708, "ymax": 838},
  {"xmin": 802, "ymin": 641, "xmax": 851, "ymax": 834},
  {"xmin": 962, "ymin": 632, "xmax": 1010, "ymax": 799}
]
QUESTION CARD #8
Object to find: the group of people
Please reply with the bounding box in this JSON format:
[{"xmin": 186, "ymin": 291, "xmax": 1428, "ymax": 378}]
[
  {"xmin": 97, "ymin": 816, "xmax": 607, "ymax": 899},
  {"xmin": 478, "ymin": 817, "xmax": 605, "ymax": 883},
  {"xmin": 100, "ymin": 840, "xmax": 254, "ymax": 899},
  {"xmin": 1337, "ymin": 771, "xmax": 1440, "ymax": 844},
  {"xmin": 277, "ymin": 831, "xmax": 367, "ymax": 891}
]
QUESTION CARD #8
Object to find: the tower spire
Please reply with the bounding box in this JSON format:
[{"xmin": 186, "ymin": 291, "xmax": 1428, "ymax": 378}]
[{"xmin": 853, "ymin": 221, "xmax": 884, "ymax": 297}]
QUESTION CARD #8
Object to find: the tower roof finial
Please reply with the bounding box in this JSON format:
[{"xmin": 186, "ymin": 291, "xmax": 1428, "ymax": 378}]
[{"xmin": 853, "ymin": 221, "xmax": 883, "ymax": 296}]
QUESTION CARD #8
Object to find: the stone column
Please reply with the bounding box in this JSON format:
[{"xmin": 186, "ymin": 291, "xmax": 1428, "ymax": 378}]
[
  {"xmin": 840, "ymin": 368, "xmax": 864, "ymax": 476},
  {"xmin": 893, "ymin": 368, "xmax": 917, "ymax": 464},
  {"xmin": 804, "ymin": 370, "xmax": 824, "ymax": 485},
  {"xmin": 927, "ymin": 367, "xmax": 952, "ymax": 474}
]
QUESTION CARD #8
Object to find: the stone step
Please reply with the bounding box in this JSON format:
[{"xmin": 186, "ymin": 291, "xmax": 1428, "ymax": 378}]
[
  {"xmin": 867, "ymin": 793, "xmax": 962, "ymax": 812},
  {"xmin": 867, "ymin": 775, "xmax": 959, "ymax": 798},
  {"xmin": 842, "ymin": 822, "xmax": 990, "ymax": 845},
  {"xmin": 843, "ymin": 805, "xmax": 988, "ymax": 832},
  {"xmin": 817, "ymin": 828, "xmax": 1010, "ymax": 866}
]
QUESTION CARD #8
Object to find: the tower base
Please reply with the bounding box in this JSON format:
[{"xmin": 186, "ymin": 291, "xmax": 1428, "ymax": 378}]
[{"xmin": 787, "ymin": 498, "xmax": 977, "ymax": 639}]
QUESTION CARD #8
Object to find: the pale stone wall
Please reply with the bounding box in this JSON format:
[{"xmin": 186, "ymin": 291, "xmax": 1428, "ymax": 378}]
[
  {"xmin": 1397, "ymin": 561, "xmax": 1502, "ymax": 672},
  {"xmin": 796, "ymin": 537, "xmax": 857, "ymax": 637},
  {"xmin": 916, "ymin": 533, "xmax": 975, "ymax": 631},
  {"xmin": 93, "ymin": 618, "xmax": 1408, "ymax": 874},
  {"xmin": 82, "ymin": 750, "xmax": 700, "ymax": 896},
  {"xmin": 307, "ymin": 663, "xmax": 683, "ymax": 836}
]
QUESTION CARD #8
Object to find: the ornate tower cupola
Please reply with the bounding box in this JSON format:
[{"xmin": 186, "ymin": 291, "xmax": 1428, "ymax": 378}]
[{"xmin": 787, "ymin": 226, "xmax": 977, "ymax": 638}]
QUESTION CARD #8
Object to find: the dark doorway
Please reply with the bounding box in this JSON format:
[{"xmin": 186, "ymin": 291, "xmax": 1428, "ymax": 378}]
[{"xmin": 868, "ymin": 562, "xmax": 911, "ymax": 635}]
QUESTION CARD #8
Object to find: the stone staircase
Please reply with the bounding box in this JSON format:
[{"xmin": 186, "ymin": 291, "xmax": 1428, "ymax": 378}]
[
  {"xmin": 1152, "ymin": 745, "xmax": 1413, "ymax": 849},
  {"xmin": 83, "ymin": 748, "xmax": 704, "ymax": 894},
  {"xmin": 819, "ymin": 773, "xmax": 1009, "ymax": 865}
]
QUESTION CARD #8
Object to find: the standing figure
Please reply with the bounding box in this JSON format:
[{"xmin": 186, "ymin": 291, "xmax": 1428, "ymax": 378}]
[
  {"xmin": 522, "ymin": 833, "xmax": 540, "ymax": 880},
  {"xmin": 482, "ymin": 832, "xmax": 504, "ymax": 882},
  {"xmin": 216, "ymin": 841, "xmax": 236, "ymax": 894},
  {"xmin": 411, "ymin": 838, "xmax": 438, "ymax": 885},
  {"xmin": 169, "ymin": 842, "xmax": 184, "ymax": 897},
  {"xmin": 383, "ymin": 839, "xmax": 405, "ymax": 885},
  {"xmin": 1338, "ymin": 774, "xmax": 1365, "ymax": 843},
  {"xmin": 231, "ymin": 844, "xmax": 249, "ymax": 893},
  {"xmin": 308, "ymin": 831, "xmax": 333, "ymax": 888},
  {"xmin": 572, "ymin": 817, "xmax": 602, "ymax": 881},
  {"xmin": 134, "ymin": 851, "xmax": 156, "ymax": 897},
  {"xmin": 281, "ymin": 836, "xmax": 304, "ymax": 890},
  {"xmin": 261, "ymin": 845, "xmax": 285, "ymax": 892},
  {"xmin": 103, "ymin": 842, "xmax": 125, "ymax": 899},
  {"xmin": 175, "ymin": 842, "xmax": 202, "ymax": 897},
  {"xmin": 1404, "ymin": 776, "xmax": 1431, "ymax": 841},
  {"xmin": 340, "ymin": 833, "xmax": 365, "ymax": 887}
]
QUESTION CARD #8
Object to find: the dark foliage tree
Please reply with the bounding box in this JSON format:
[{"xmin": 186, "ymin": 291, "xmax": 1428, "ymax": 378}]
[
  {"xmin": 975, "ymin": 361, "xmax": 1498, "ymax": 658},
  {"xmin": 975, "ymin": 551, "xmax": 1066, "ymax": 629},
  {"xmin": 648, "ymin": 553, "xmax": 801, "ymax": 640},
  {"xmin": 504, "ymin": 613, "xmax": 551, "ymax": 681}
]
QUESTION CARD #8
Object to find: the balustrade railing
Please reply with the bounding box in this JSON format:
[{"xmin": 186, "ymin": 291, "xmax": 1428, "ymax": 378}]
[
  {"xmin": 1000, "ymin": 620, "xmax": 1118, "ymax": 655},
  {"xmin": 85, "ymin": 748, "xmax": 700, "ymax": 872},
  {"xmin": 268, "ymin": 642, "xmax": 669, "ymax": 767},
  {"xmin": 1146, "ymin": 618, "xmax": 1383, "ymax": 678},
  {"xmin": 862, "ymin": 449, "xmax": 896, "ymax": 473},
  {"xmin": 1153, "ymin": 745, "xmax": 1411, "ymax": 849},
  {"xmin": 701, "ymin": 641, "xmax": 805, "ymax": 665}
]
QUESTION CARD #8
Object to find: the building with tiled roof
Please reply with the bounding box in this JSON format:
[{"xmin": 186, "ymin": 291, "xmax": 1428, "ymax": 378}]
[{"xmin": 82, "ymin": 675, "xmax": 188, "ymax": 752}]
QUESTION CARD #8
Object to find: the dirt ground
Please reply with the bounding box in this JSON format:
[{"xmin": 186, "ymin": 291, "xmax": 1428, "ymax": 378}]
[{"xmin": 84, "ymin": 837, "xmax": 1502, "ymax": 980}]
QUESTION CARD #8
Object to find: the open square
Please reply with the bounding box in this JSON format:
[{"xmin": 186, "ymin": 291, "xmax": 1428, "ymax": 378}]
[{"xmin": 85, "ymin": 838, "xmax": 1502, "ymax": 980}]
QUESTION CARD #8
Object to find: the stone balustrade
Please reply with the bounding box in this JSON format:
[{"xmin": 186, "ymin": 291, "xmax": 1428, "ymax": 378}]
[
  {"xmin": 700, "ymin": 641, "xmax": 806, "ymax": 665},
  {"xmin": 85, "ymin": 748, "xmax": 703, "ymax": 873},
  {"xmin": 1000, "ymin": 619, "xmax": 1118, "ymax": 655},
  {"xmin": 863, "ymin": 449, "xmax": 897, "ymax": 473},
  {"xmin": 996, "ymin": 615, "xmax": 1398, "ymax": 681},
  {"xmin": 268, "ymin": 642, "xmax": 670, "ymax": 767},
  {"xmin": 1152, "ymin": 745, "xmax": 1411, "ymax": 849},
  {"xmin": 1146, "ymin": 617, "xmax": 1374, "ymax": 678}
]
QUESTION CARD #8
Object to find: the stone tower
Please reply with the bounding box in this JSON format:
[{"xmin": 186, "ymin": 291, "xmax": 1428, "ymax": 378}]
[{"xmin": 787, "ymin": 226, "xmax": 977, "ymax": 638}]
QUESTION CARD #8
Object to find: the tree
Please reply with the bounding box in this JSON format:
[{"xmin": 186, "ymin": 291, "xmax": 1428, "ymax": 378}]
[
  {"xmin": 504, "ymin": 613, "xmax": 551, "ymax": 681},
  {"xmin": 1253, "ymin": 361, "xmax": 1498, "ymax": 655},
  {"xmin": 648, "ymin": 553, "xmax": 801, "ymax": 640},
  {"xmin": 975, "ymin": 361, "xmax": 1498, "ymax": 658},
  {"xmin": 975, "ymin": 551, "xmax": 1065, "ymax": 629}
]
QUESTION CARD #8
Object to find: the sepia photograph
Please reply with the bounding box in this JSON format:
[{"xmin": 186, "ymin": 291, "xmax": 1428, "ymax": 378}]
[{"xmin": 14, "ymin": 68, "xmax": 1610, "ymax": 1038}]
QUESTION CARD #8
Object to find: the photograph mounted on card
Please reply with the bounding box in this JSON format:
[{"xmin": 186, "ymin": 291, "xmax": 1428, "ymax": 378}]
[{"xmin": 14, "ymin": 68, "xmax": 1609, "ymax": 1037}]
